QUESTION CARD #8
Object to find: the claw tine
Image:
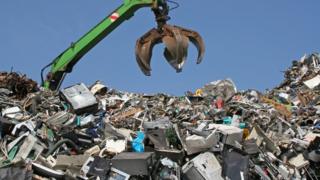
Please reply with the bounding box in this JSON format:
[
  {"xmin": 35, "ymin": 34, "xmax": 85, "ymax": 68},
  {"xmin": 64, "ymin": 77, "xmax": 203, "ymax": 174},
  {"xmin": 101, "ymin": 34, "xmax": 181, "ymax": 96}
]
[
  {"xmin": 175, "ymin": 26, "xmax": 205, "ymax": 64},
  {"xmin": 180, "ymin": 35, "xmax": 189, "ymax": 66},
  {"xmin": 162, "ymin": 36, "xmax": 177, "ymax": 59},
  {"xmin": 164, "ymin": 48, "xmax": 178, "ymax": 72},
  {"xmin": 162, "ymin": 25, "xmax": 189, "ymax": 72},
  {"xmin": 137, "ymin": 41, "xmax": 153, "ymax": 70},
  {"xmin": 191, "ymin": 33, "xmax": 205, "ymax": 64},
  {"xmin": 135, "ymin": 39, "xmax": 151, "ymax": 75},
  {"xmin": 135, "ymin": 52, "xmax": 151, "ymax": 76},
  {"xmin": 163, "ymin": 36, "xmax": 189, "ymax": 72},
  {"xmin": 174, "ymin": 35, "xmax": 189, "ymax": 72},
  {"xmin": 171, "ymin": 27, "xmax": 185, "ymax": 65},
  {"xmin": 135, "ymin": 28, "xmax": 162, "ymax": 75}
]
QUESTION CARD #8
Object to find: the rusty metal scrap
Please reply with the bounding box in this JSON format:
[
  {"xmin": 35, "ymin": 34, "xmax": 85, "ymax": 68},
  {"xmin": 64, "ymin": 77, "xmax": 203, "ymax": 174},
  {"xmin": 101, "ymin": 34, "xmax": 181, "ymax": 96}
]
[
  {"xmin": 0, "ymin": 72, "xmax": 38, "ymax": 99},
  {"xmin": 110, "ymin": 107, "xmax": 144, "ymax": 122},
  {"xmin": 261, "ymin": 96, "xmax": 292, "ymax": 119}
]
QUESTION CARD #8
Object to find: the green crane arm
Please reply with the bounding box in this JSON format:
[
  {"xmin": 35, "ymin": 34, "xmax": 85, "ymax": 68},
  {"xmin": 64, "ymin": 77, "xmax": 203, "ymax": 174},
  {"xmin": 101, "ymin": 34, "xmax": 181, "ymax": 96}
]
[{"xmin": 42, "ymin": 0, "xmax": 165, "ymax": 90}]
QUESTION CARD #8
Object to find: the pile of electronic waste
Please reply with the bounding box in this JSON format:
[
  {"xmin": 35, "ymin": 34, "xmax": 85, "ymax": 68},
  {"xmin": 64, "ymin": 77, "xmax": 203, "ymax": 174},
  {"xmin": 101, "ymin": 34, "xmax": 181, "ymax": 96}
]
[{"xmin": 0, "ymin": 54, "xmax": 319, "ymax": 180}]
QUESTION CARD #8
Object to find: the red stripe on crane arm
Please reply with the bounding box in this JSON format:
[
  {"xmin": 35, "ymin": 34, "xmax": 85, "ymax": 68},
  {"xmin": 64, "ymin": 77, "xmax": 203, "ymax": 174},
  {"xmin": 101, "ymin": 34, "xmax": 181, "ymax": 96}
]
[{"xmin": 110, "ymin": 12, "xmax": 119, "ymax": 22}]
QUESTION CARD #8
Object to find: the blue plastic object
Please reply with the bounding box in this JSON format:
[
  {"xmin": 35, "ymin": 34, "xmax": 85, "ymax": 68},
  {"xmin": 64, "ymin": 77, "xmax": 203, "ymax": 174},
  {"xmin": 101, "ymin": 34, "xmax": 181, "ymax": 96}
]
[
  {"xmin": 76, "ymin": 116, "xmax": 81, "ymax": 126},
  {"xmin": 132, "ymin": 131, "xmax": 145, "ymax": 152},
  {"xmin": 239, "ymin": 123, "xmax": 246, "ymax": 129},
  {"xmin": 223, "ymin": 117, "xmax": 232, "ymax": 125}
]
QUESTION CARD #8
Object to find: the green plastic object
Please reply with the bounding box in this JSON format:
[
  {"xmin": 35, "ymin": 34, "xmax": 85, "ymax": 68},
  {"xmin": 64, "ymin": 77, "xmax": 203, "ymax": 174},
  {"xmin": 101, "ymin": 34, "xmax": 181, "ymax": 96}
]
[
  {"xmin": 0, "ymin": 145, "xmax": 18, "ymax": 168},
  {"xmin": 47, "ymin": 128, "xmax": 55, "ymax": 142},
  {"xmin": 44, "ymin": 0, "xmax": 163, "ymax": 90},
  {"xmin": 8, "ymin": 145, "xmax": 18, "ymax": 161}
]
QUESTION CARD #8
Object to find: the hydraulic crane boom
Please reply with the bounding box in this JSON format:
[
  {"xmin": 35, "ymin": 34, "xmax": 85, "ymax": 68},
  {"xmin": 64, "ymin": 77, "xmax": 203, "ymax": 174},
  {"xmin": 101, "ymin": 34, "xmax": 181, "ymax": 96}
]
[
  {"xmin": 42, "ymin": 0, "xmax": 205, "ymax": 91},
  {"xmin": 42, "ymin": 0, "xmax": 161, "ymax": 90}
]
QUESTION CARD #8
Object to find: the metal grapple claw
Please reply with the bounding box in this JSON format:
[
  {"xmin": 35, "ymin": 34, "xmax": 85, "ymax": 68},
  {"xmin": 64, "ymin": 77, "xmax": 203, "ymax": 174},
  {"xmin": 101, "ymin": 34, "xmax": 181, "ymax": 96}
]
[{"xmin": 135, "ymin": 24, "xmax": 205, "ymax": 75}]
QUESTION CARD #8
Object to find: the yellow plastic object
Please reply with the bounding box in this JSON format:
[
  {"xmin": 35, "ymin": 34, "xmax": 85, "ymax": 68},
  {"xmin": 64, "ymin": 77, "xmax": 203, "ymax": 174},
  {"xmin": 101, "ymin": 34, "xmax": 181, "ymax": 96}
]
[{"xmin": 195, "ymin": 89, "xmax": 203, "ymax": 96}]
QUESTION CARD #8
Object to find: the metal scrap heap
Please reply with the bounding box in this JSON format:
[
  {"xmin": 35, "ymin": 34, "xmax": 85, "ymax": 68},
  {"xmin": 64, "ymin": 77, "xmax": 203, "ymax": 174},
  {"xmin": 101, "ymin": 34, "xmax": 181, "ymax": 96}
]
[
  {"xmin": 0, "ymin": 72, "xmax": 38, "ymax": 100},
  {"xmin": 0, "ymin": 53, "xmax": 320, "ymax": 180}
]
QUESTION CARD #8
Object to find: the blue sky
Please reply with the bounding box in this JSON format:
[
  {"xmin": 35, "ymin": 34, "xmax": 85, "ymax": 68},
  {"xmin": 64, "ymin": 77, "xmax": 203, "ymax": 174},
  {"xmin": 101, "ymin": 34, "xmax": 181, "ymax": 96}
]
[{"xmin": 1, "ymin": 1, "xmax": 319, "ymax": 95}]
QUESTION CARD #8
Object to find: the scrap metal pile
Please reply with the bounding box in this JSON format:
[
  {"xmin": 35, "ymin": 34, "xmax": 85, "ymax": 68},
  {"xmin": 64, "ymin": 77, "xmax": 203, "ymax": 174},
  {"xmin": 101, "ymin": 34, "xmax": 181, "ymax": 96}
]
[{"xmin": 1, "ymin": 53, "xmax": 320, "ymax": 180}]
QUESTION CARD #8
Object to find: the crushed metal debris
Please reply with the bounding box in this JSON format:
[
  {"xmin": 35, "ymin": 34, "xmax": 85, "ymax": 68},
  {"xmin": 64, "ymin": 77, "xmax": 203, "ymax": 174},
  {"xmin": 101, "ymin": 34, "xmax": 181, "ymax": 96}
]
[{"xmin": 0, "ymin": 53, "xmax": 320, "ymax": 180}]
